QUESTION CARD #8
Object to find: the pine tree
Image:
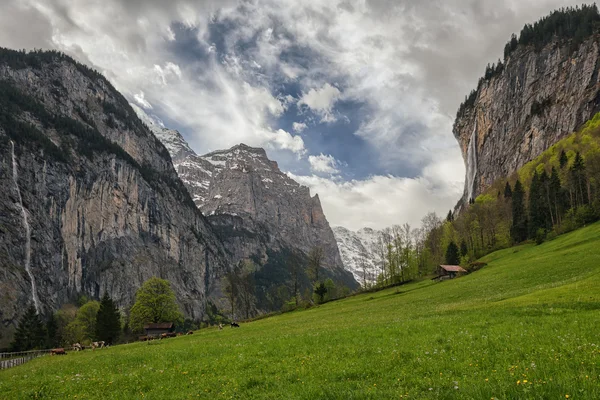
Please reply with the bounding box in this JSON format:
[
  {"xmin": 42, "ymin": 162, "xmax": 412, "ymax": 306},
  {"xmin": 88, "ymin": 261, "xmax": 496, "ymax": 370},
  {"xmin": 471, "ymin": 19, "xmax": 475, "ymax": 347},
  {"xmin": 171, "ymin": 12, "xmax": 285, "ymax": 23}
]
[
  {"xmin": 45, "ymin": 314, "xmax": 59, "ymax": 348},
  {"xmin": 539, "ymin": 171, "xmax": 553, "ymax": 228},
  {"xmin": 95, "ymin": 293, "xmax": 121, "ymax": 345},
  {"xmin": 528, "ymin": 171, "xmax": 550, "ymax": 238},
  {"xmin": 314, "ymin": 282, "xmax": 328, "ymax": 304},
  {"xmin": 11, "ymin": 306, "xmax": 46, "ymax": 351},
  {"xmin": 445, "ymin": 241, "xmax": 460, "ymax": 265},
  {"xmin": 459, "ymin": 240, "xmax": 468, "ymax": 257},
  {"xmin": 570, "ymin": 151, "xmax": 588, "ymax": 207},
  {"xmin": 446, "ymin": 210, "xmax": 454, "ymax": 222},
  {"xmin": 548, "ymin": 167, "xmax": 565, "ymax": 227},
  {"xmin": 510, "ymin": 180, "xmax": 528, "ymax": 243},
  {"xmin": 559, "ymin": 150, "xmax": 568, "ymax": 169},
  {"xmin": 504, "ymin": 182, "xmax": 513, "ymax": 198}
]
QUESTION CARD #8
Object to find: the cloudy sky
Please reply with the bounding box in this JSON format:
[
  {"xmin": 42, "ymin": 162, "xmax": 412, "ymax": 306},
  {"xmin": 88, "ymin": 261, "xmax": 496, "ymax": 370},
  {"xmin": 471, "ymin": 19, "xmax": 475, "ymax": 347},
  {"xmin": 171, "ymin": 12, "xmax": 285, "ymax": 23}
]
[{"xmin": 0, "ymin": 0, "xmax": 583, "ymax": 230}]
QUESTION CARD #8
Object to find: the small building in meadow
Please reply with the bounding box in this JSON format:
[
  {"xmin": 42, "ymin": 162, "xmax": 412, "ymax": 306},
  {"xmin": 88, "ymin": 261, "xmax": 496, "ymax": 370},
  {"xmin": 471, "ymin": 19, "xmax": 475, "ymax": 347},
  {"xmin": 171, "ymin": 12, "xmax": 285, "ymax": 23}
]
[
  {"xmin": 144, "ymin": 323, "xmax": 174, "ymax": 337},
  {"xmin": 436, "ymin": 265, "xmax": 467, "ymax": 280}
]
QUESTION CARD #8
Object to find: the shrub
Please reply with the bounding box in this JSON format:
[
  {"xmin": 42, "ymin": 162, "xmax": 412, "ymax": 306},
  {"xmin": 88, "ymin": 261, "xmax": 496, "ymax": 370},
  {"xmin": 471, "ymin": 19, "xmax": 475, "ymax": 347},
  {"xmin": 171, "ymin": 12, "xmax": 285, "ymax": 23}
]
[
  {"xmin": 535, "ymin": 228, "xmax": 547, "ymax": 245},
  {"xmin": 575, "ymin": 205, "xmax": 598, "ymax": 226},
  {"xmin": 466, "ymin": 262, "xmax": 488, "ymax": 273}
]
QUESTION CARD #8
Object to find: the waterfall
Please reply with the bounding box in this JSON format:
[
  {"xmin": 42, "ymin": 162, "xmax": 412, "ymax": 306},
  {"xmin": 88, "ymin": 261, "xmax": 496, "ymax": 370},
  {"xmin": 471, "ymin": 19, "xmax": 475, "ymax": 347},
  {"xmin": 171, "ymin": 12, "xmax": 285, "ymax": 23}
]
[
  {"xmin": 11, "ymin": 141, "xmax": 40, "ymax": 314},
  {"xmin": 465, "ymin": 120, "xmax": 478, "ymax": 202}
]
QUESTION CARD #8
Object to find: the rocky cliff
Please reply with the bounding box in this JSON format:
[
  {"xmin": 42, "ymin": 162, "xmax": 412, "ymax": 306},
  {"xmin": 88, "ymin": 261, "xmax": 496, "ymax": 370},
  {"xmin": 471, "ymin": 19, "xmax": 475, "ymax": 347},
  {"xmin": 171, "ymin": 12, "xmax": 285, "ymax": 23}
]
[
  {"xmin": 135, "ymin": 107, "xmax": 358, "ymax": 299},
  {"xmin": 454, "ymin": 34, "xmax": 600, "ymax": 209},
  {"xmin": 0, "ymin": 49, "xmax": 228, "ymax": 347}
]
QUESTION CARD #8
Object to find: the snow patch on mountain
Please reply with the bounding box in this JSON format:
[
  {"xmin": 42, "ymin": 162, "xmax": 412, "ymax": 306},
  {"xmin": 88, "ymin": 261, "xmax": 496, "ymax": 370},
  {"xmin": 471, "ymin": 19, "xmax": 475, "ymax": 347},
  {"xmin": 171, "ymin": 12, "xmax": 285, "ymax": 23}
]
[
  {"xmin": 332, "ymin": 226, "xmax": 383, "ymax": 285},
  {"xmin": 137, "ymin": 102, "xmax": 354, "ymax": 285},
  {"xmin": 132, "ymin": 104, "xmax": 195, "ymax": 163}
]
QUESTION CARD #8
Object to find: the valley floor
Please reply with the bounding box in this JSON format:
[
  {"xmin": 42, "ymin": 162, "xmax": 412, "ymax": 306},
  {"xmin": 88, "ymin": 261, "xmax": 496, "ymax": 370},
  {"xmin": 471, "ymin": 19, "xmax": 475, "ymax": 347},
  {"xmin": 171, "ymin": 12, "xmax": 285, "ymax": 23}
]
[{"xmin": 2, "ymin": 223, "xmax": 600, "ymax": 399}]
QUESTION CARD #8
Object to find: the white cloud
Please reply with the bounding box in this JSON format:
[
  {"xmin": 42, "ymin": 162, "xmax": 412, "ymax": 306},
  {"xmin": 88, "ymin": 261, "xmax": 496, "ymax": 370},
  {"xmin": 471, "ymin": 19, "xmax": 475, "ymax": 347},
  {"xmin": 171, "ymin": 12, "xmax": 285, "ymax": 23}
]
[
  {"xmin": 270, "ymin": 129, "xmax": 306, "ymax": 155},
  {"xmin": 153, "ymin": 62, "xmax": 182, "ymax": 85},
  {"xmin": 0, "ymin": 0, "xmax": 584, "ymax": 229},
  {"xmin": 11, "ymin": 0, "xmax": 307, "ymax": 156},
  {"xmin": 288, "ymin": 155, "xmax": 464, "ymax": 231},
  {"xmin": 281, "ymin": 63, "xmax": 304, "ymax": 79},
  {"xmin": 298, "ymin": 83, "xmax": 341, "ymax": 123},
  {"xmin": 308, "ymin": 154, "xmax": 340, "ymax": 174},
  {"xmin": 293, "ymin": 122, "xmax": 307, "ymax": 133},
  {"xmin": 134, "ymin": 91, "xmax": 153, "ymax": 109}
]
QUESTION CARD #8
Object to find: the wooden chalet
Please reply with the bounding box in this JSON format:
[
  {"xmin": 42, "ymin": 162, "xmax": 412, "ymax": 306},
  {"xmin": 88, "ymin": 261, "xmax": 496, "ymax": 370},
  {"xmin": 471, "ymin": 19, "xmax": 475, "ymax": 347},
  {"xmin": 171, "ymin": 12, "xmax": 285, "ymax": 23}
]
[
  {"xmin": 435, "ymin": 265, "xmax": 467, "ymax": 280},
  {"xmin": 144, "ymin": 322, "xmax": 174, "ymax": 337}
]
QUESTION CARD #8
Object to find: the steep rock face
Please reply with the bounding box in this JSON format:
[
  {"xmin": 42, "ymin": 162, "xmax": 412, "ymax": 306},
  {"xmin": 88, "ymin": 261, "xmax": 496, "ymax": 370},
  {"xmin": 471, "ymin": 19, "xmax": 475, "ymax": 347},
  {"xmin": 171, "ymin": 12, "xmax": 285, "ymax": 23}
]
[
  {"xmin": 0, "ymin": 50, "xmax": 228, "ymax": 347},
  {"xmin": 137, "ymin": 107, "xmax": 358, "ymax": 292},
  {"xmin": 454, "ymin": 36, "xmax": 600, "ymax": 207},
  {"xmin": 201, "ymin": 145, "xmax": 357, "ymax": 289},
  {"xmin": 200, "ymin": 145, "xmax": 342, "ymax": 271},
  {"xmin": 332, "ymin": 226, "xmax": 382, "ymax": 284}
]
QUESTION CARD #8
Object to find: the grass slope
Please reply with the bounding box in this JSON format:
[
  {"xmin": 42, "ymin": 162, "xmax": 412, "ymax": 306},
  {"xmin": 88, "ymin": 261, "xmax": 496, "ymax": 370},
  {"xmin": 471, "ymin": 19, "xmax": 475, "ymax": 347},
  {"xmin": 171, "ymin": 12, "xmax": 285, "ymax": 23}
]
[{"xmin": 3, "ymin": 224, "xmax": 600, "ymax": 399}]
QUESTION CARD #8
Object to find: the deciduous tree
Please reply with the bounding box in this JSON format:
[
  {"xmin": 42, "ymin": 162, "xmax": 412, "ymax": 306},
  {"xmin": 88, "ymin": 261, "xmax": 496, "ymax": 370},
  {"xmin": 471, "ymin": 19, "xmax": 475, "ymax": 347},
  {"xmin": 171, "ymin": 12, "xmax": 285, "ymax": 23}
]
[
  {"xmin": 307, "ymin": 247, "xmax": 324, "ymax": 282},
  {"xmin": 237, "ymin": 261, "xmax": 256, "ymax": 320},
  {"xmin": 64, "ymin": 300, "xmax": 100, "ymax": 344},
  {"xmin": 223, "ymin": 270, "xmax": 240, "ymax": 320},
  {"xmin": 129, "ymin": 278, "xmax": 183, "ymax": 333},
  {"xmin": 287, "ymin": 252, "xmax": 302, "ymax": 306}
]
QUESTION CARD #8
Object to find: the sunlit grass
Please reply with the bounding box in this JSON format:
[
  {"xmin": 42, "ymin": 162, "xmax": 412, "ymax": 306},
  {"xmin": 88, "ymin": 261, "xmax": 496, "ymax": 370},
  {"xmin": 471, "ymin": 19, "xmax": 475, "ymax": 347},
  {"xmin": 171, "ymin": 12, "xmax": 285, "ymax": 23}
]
[{"xmin": 3, "ymin": 223, "xmax": 600, "ymax": 399}]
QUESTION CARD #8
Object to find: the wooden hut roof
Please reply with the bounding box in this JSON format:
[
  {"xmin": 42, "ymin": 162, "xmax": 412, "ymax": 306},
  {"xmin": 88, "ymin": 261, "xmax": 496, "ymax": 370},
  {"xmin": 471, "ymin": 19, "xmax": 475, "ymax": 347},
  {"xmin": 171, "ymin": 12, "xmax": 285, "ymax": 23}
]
[{"xmin": 439, "ymin": 265, "xmax": 467, "ymax": 273}]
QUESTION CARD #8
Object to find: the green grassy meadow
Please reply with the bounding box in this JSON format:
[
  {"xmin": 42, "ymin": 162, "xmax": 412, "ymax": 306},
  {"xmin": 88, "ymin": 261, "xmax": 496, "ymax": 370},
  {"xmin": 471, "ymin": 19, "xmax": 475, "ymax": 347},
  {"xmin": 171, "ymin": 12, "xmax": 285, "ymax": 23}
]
[{"xmin": 3, "ymin": 224, "xmax": 600, "ymax": 399}]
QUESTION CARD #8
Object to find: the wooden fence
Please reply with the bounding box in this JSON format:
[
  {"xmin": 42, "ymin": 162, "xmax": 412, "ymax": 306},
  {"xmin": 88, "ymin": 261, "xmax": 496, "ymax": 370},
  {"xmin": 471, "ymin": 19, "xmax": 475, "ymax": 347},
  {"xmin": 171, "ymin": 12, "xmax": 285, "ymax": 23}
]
[{"xmin": 0, "ymin": 349, "xmax": 52, "ymax": 370}]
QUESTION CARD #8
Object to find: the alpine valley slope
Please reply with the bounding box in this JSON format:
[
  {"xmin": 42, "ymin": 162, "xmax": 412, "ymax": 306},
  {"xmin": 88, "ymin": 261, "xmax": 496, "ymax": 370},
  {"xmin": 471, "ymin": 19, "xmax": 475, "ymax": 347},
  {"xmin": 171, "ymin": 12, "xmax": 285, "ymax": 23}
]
[
  {"xmin": 4, "ymin": 221, "xmax": 600, "ymax": 399},
  {"xmin": 0, "ymin": 49, "xmax": 229, "ymax": 348},
  {"xmin": 133, "ymin": 106, "xmax": 358, "ymax": 306}
]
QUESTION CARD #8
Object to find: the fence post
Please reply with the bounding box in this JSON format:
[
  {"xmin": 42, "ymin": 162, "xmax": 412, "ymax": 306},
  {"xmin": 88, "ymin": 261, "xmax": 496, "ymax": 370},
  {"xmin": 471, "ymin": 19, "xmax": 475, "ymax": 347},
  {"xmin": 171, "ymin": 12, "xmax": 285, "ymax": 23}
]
[{"xmin": 0, "ymin": 349, "xmax": 53, "ymax": 370}]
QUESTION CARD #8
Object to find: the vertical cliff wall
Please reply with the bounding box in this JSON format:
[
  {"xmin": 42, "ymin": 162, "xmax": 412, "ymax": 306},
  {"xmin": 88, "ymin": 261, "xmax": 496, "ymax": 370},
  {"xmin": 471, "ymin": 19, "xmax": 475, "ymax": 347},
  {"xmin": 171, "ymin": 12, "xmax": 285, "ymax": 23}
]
[
  {"xmin": 454, "ymin": 35, "xmax": 600, "ymax": 208},
  {"xmin": 0, "ymin": 50, "xmax": 228, "ymax": 346}
]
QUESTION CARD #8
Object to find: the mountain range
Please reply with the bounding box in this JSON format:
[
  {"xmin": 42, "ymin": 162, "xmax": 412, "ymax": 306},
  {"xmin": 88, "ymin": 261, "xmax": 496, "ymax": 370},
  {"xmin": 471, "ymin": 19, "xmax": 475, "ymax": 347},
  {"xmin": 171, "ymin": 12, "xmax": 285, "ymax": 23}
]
[
  {"xmin": 3, "ymin": 6, "xmax": 600, "ymax": 348},
  {"xmin": 0, "ymin": 49, "xmax": 356, "ymax": 347},
  {"xmin": 134, "ymin": 106, "xmax": 358, "ymax": 305}
]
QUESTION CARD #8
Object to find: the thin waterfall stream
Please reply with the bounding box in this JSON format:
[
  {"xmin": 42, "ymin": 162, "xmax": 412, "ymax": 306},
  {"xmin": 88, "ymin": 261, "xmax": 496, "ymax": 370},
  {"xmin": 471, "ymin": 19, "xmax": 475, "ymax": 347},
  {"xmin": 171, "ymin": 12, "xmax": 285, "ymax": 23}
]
[
  {"xmin": 466, "ymin": 119, "xmax": 478, "ymax": 201},
  {"xmin": 10, "ymin": 141, "xmax": 40, "ymax": 314}
]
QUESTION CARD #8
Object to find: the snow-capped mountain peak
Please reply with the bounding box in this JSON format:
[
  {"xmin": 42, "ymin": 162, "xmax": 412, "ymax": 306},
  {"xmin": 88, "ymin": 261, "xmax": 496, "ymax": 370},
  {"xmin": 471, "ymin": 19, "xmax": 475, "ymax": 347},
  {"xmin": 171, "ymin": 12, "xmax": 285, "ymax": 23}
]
[
  {"xmin": 136, "ymin": 104, "xmax": 357, "ymax": 288},
  {"xmin": 332, "ymin": 226, "xmax": 383, "ymax": 284}
]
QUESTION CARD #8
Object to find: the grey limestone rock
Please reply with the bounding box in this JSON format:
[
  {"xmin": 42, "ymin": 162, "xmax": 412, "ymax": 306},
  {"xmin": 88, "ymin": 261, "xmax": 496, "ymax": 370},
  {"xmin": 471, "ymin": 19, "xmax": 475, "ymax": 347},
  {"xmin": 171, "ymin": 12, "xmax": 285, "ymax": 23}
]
[
  {"xmin": 142, "ymin": 113, "xmax": 358, "ymax": 293},
  {"xmin": 0, "ymin": 51, "xmax": 228, "ymax": 347},
  {"xmin": 454, "ymin": 36, "xmax": 600, "ymax": 210}
]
